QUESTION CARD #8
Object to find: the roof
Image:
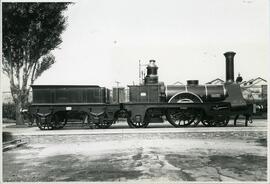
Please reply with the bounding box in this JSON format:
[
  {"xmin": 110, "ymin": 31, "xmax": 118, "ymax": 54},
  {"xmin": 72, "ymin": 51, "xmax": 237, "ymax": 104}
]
[
  {"xmin": 240, "ymin": 77, "xmax": 267, "ymax": 87},
  {"xmin": 31, "ymin": 85, "xmax": 100, "ymax": 88},
  {"xmin": 206, "ymin": 78, "xmax": 224, "ymax": 84},
  {"xmin": 172, "ymin": 81, "xmax": 184, "ymax": 85}
]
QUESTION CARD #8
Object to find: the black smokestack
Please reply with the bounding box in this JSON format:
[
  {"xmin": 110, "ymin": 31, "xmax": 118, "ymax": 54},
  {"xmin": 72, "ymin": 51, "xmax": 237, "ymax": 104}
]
[{"xmin": 224, "ymin": 51, "xmax": 236, "ymax": 83}]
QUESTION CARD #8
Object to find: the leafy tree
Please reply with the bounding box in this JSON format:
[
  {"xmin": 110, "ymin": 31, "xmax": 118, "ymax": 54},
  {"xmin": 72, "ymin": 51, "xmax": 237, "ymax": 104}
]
[{"xmin": 2, "ymin": 2, "xmax": 70, "ymax": 124}]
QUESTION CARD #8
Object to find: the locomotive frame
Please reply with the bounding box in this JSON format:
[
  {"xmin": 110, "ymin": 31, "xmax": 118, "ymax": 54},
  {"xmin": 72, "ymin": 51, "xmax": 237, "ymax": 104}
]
[{"xmin": 28, "ymin": 51, "xmax": 255, "ymax": 130}]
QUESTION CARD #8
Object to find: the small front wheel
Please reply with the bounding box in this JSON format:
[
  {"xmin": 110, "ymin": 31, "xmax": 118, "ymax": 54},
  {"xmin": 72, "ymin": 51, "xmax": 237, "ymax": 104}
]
[{"xmin": 127, "ymin": 113, "xmax": 150, "ymax": 128}]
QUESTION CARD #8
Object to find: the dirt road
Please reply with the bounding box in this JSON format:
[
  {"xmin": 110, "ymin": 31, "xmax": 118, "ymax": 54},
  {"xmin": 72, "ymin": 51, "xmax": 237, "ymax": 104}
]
[{"xmin": 3, "ymin": 127, "xmax": 267, "ymax": 182}]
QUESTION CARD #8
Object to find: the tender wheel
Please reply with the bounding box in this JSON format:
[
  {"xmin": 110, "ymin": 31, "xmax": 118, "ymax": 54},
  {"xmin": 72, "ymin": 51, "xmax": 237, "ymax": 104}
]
[
  {"xmin": 96, "ymin": 120, "xmax": 114, "ymax": 129},
  {"xmin": 36, "ymin": 115, "xmax": 54, "ymax": 130},
  {"xmin": 52, "ymin": 113, "xmax": 67, "ymax": 129},
  {"xmin": 127, "ymin": 113, "xmax": 150, "ymax": 128},
  {"xmin": 166, "ymin": 109, "xmax": 195, "ymax": 127},
  {"xmin": 22, "ymin": 112, "xmax": 35, "ymax": 127}
]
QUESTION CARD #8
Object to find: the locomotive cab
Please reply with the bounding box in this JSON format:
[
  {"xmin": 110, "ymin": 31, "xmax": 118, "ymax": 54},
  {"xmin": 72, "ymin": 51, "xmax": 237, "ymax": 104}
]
[{"xmin": 128, "ymin": 60, "xmax": 166, "ymax": 103}]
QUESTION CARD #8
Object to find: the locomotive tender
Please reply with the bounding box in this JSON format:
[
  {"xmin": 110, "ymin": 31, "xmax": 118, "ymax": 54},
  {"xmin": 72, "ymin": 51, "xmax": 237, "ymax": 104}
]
[{"xmin": 29, "ymin": 51, "xmax": 253, "ymax": 130}]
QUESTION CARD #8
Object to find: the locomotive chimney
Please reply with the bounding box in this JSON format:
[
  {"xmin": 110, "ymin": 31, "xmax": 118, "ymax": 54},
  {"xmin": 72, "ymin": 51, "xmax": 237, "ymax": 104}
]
[{"xmin": 224, "ymin": 51, "xmax": 236, "ymax": 83}]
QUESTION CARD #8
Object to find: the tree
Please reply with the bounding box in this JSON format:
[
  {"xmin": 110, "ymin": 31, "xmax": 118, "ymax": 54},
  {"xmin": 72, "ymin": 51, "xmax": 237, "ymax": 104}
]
[{"xmin": 2, "ymin": 2, "xmax": 71, "ymax": 125}]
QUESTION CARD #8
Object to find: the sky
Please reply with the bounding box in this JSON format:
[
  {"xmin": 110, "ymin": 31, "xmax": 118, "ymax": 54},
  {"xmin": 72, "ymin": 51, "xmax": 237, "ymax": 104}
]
[{"xmin": 1, "ymin": 0, "xmax": 269, "ymax": 91}]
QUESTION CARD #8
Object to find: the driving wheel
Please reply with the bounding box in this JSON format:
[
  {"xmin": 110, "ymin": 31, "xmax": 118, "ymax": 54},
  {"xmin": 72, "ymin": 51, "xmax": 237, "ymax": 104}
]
[{"xmin": 166, "ymin": 109, "xmax": 195, "ymax": 127}]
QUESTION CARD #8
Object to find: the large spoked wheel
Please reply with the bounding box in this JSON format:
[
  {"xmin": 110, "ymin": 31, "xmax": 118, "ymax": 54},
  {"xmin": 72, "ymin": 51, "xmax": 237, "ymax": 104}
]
[
  {"xmin": 167, "ymin": 93, "xmax": 203, "ymax": 127},
  {"xmin": 52, "ymin": 113, "xmax": 67, "ymax": 129},
  {"xmin": 166, "ymin": 109, "xmax": 195, "ymax": 127},
  {"xmin": 36, "ymin": 115, "xmax": 54, "ymax": 130},
  {"xmin": 190, "ymin": 110, "xmax": 204, "ymax": 127},
  {"xmin": 127, "ymin": 113, "xmax": 150, "ymax": 128},
  {"xmin": 96, "ymin": 120, "xmax": 114, "ymax": 129}
]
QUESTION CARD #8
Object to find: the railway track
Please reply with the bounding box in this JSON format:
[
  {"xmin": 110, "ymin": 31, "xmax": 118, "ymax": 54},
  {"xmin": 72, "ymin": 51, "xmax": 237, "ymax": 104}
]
[{"xmin": 4, "ymin": 119, "xmax": 267, "ymax": 137}]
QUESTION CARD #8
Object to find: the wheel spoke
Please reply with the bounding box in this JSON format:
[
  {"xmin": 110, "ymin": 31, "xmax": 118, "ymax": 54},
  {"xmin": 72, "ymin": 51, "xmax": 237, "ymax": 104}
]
[
  {"xmin": 96, "ymin": 120, "xmax": 113, "ymax": 129},
  {"xmin": 127, "ymin": 113, "xmax": 150, "ymax": 128},
  {"xmin": 213, "ymin": 116, "xmax": 230, "ymax": 127},
  {"xmin": 51, "ymin": 113, "xmax": 67, "ymax": 129},
  {"xmin": 36, "ymin": 114, "xmax": 54, "ymax": 130},
  {"xmin": 166, "ymin": 109, "xmax": 195, "ymax": 127}
]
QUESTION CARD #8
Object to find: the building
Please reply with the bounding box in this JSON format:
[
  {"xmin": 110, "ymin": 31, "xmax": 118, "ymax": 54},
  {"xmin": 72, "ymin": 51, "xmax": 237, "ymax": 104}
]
[
  {"xmin": 172, "ymin": 81, "xmax": 184, "ymax": 85},
  {"xmin": 206, "ymin": 77, "xmax": 267, "ymax": 105},
  {"xmin": 240, "ymin": 77, "xmax": 267, "ymax": 102}
]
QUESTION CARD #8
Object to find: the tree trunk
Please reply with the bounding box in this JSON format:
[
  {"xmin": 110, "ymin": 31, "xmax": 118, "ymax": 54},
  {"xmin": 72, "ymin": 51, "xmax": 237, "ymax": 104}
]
[{"xmin": 15, "ymin": 101, "xmax": 24, "ymax": 125}]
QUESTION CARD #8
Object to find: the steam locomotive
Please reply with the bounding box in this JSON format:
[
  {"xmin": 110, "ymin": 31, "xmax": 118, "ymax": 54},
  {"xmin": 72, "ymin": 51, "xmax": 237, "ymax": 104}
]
[{"xmin": 29, "ymin": 51, "xmax": 254, "ymax": 130}]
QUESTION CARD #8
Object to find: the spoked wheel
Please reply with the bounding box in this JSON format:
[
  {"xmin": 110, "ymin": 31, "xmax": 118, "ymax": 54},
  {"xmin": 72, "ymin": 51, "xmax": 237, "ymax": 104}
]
[
  {"xmin": 127, "ymin": 118, "xmax": 149, "ymax": 128},
  {"xmin": 190, "ymin": 110, "xmax": 204, "ymax": 127},
  {"xmin": 166, "ymin": 109, "xmax": 195, "ymax": 127},
  {"xmin": 127, "ymin": 120, "xmax": 135, "ymax": 128},
  {"xmin": 213, "ymin": 116, "xmax": 230, "ymax": 127},
  {"xmin": 96, "ymin": 120, "xmax": 114, "ymax": 129},
  {"xmin": 36, "ymin": 115, "xmax": 54, "ymax": 130},
  {"xmin": 201, "ymin": 119, "xmax": 215, "ymax": 127},
  {"xmin": 127, "ymin": 113, "xmax": 150, "ymax": 128},
  {"xmin": 22, "ymin": 112, "xmax": 35, "ymax": 127},
  {"xmin": 167, "ymin": 93, "xmax": 203, "ymax": 127},
  {"xmin": 202, "ymin": 116, "xmax": 230, "ymax": 127},
  {"xmin": 29, "ymin": 117, "xmax": 37, "ymax": 127},
  {"xmin": 52, "ymin": 113, "xmax": 67, "ymax": 129}
]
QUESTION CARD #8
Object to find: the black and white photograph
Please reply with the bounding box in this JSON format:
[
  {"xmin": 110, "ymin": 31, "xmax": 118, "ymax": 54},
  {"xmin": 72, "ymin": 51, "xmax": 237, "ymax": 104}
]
[{"xmin": 1, "ymin": 0, "xmax": 269, "ymax": 183}]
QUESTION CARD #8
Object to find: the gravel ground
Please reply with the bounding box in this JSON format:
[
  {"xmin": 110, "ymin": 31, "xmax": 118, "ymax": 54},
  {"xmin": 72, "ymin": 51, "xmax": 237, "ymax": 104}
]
[{"xmin": 3, "ymin": 129, "xmax": 267, "ymax": 182}]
